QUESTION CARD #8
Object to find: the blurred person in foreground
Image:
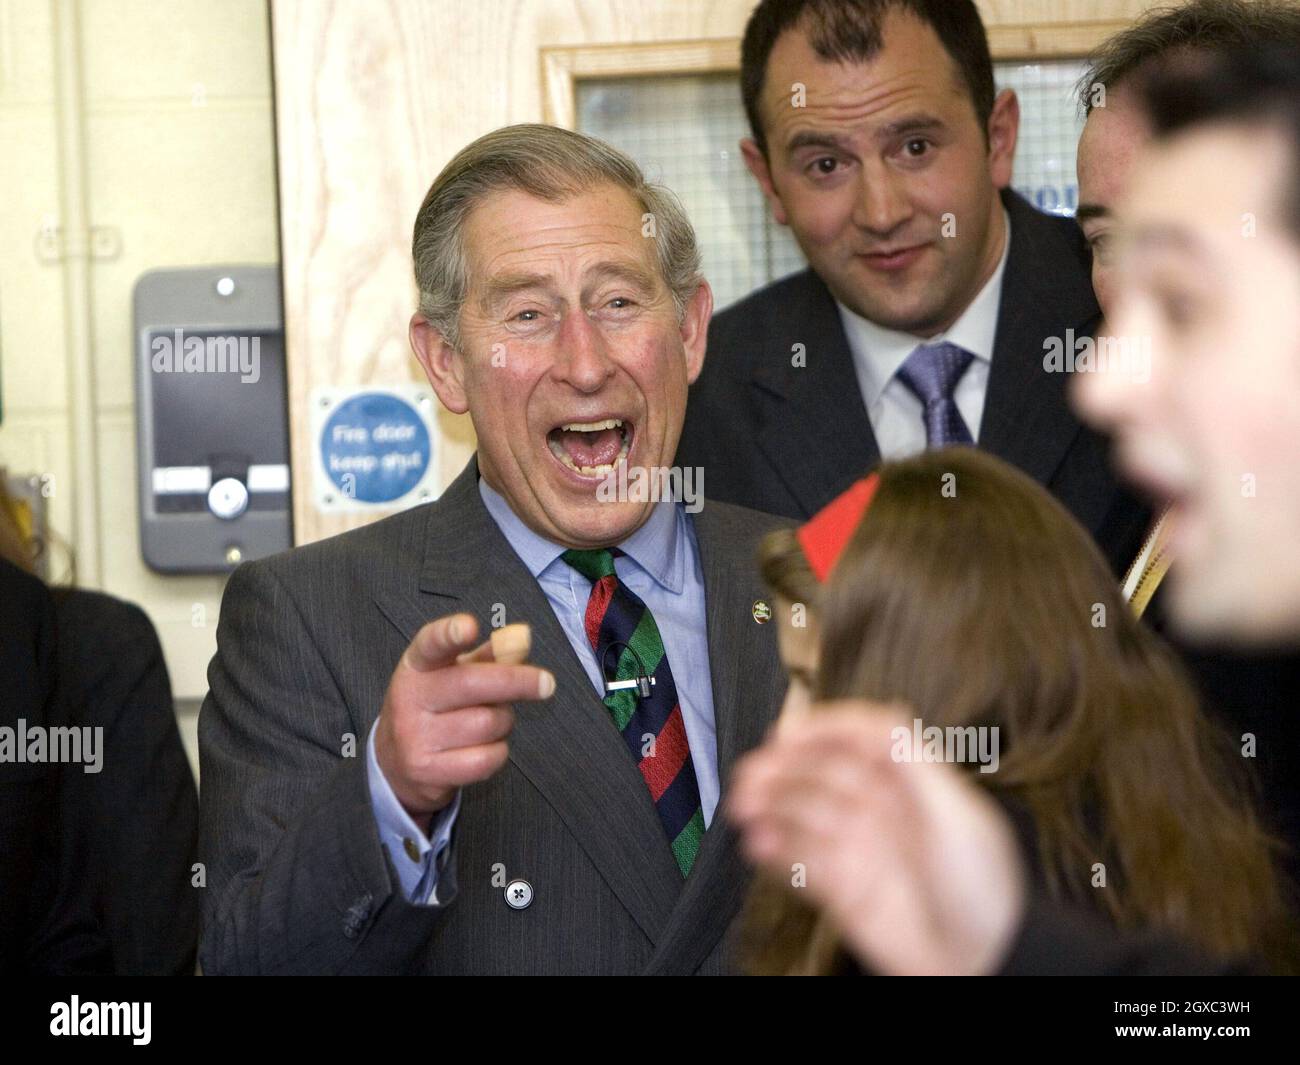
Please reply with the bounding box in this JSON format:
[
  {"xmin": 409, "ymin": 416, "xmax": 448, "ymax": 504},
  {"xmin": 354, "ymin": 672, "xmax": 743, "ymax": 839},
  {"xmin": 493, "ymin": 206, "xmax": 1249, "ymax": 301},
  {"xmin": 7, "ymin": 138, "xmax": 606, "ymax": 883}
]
[
  {"xmin": 1075, "ymin": 42, "xmax": 1300, "ymax": 649},
  {"xmin": 1074, "ymin": 0, "xmax": 1300, "ymax": 890}
]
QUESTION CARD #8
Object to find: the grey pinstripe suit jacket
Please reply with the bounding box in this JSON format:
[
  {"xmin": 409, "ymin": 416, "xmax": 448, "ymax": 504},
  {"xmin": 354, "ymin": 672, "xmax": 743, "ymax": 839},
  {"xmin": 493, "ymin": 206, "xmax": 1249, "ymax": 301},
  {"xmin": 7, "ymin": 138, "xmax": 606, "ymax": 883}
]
[{"xmin": 197, "ymin": 457, "xmax": 788, "ymax": 974}]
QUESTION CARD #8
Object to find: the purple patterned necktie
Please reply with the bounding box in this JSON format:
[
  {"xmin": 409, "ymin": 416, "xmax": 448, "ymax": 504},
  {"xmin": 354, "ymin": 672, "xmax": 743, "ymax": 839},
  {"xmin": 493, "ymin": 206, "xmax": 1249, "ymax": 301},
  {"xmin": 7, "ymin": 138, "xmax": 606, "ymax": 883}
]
[{"xmin": 896, "ymin": 341, "xmax": 975, "ymax": 447}]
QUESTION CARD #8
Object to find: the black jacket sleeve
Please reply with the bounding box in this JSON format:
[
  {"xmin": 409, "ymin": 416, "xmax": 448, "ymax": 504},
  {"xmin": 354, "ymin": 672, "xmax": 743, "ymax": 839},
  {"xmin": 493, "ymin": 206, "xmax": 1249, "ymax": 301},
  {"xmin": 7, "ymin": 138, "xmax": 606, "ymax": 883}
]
[{"xmin": 996, "ymin": 890, "xmax": 1244, "ymax": 976}]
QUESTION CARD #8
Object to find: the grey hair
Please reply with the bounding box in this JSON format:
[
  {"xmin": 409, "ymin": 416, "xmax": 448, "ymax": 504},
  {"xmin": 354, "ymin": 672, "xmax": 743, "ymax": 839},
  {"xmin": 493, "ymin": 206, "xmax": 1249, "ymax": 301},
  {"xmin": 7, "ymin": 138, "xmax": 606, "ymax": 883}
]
[{"xmin": 411, "ymin": 123, "xmax": 703, "ymax": 349}]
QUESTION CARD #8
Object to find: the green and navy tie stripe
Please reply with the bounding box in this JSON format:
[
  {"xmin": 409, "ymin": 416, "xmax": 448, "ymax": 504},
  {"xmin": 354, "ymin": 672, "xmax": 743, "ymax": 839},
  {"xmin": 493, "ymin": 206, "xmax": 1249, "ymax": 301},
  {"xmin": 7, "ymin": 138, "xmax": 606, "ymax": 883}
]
[{"xmin": 561, "ymin": 548, "xmax": 704, "ymax": 877}]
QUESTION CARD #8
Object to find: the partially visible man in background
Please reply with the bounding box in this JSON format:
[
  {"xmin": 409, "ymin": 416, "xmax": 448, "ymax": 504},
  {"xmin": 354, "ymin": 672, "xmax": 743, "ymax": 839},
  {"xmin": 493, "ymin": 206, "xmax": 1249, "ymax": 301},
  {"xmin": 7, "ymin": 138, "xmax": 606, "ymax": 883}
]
[{"xmin": 1076, "ymin": 0, "xmax": 1300, "ymax": 318}]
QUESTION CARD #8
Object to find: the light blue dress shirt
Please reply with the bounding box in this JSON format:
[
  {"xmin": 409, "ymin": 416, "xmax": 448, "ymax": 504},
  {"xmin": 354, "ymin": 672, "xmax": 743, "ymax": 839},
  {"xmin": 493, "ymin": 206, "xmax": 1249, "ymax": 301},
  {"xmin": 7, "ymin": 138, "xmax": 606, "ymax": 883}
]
[{"xmin": 367, "ymin": 475, "xmax": 719, "ymax": 905}]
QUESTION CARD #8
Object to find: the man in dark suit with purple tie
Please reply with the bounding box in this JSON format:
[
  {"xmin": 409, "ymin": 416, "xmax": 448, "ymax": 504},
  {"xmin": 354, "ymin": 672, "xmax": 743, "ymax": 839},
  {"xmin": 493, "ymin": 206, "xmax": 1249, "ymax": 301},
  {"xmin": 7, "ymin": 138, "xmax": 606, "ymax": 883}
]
[{"xmin": 677, "ymin": 0, "xmax": 1150, "ymax": 576}]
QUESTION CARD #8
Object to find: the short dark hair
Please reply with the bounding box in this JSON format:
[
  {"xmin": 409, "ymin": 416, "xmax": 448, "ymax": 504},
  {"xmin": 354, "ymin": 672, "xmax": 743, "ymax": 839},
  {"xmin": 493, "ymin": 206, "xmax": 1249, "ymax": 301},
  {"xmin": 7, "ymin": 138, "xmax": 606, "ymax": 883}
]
[
  {"xmin": 1078, "ymin": 0, "xmax": 1300, "ymax": 116},
  {"xmin": 740, "ymin": 0, "xmax": 995, "ymax": 155},
  {"xmin": 1140, "ymin": 43, "xmax": 1300, "ymax": 241}
]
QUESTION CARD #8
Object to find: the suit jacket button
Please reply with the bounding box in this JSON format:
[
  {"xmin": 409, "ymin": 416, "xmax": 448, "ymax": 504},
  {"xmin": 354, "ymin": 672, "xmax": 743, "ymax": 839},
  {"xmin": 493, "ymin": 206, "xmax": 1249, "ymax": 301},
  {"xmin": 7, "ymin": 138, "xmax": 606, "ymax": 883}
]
[{"xmin": 504, "ymin": 879, "xmax": 533, "ymax": 910}]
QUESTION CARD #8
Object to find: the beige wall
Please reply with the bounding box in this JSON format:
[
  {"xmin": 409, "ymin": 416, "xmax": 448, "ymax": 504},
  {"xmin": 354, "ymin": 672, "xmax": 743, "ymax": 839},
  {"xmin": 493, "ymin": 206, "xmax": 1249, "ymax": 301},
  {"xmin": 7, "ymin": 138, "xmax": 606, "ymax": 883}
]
[{"xmin": 0, "ymin": 0, "xmax": 279, "ymax": 775}]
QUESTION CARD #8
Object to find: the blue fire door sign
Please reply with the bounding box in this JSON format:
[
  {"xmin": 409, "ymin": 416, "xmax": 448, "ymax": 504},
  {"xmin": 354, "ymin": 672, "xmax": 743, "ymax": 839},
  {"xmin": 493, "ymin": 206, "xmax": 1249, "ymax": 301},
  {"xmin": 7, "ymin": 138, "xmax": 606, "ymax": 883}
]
[{"xmin": 312, "ymin": 388, "xmax": 437, "ymax": 509}]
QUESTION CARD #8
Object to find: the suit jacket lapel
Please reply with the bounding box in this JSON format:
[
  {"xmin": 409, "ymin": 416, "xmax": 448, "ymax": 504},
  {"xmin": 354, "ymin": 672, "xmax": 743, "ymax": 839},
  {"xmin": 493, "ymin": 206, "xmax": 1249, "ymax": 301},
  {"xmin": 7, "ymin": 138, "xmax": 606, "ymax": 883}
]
[
  {"xmin": 643, "ymin": 505, "xmax": 785, "ymax": 974},
  {"xmin": 979, "ymin": 191, "xmax": 1101, "ymax": 487},
  {"xmin": 752, "ymin": 271, "xmax": 882, "ymax": 514},
  {"xmin": 371, "ymin": 459, "xmax": 683, "ymax": 944}
]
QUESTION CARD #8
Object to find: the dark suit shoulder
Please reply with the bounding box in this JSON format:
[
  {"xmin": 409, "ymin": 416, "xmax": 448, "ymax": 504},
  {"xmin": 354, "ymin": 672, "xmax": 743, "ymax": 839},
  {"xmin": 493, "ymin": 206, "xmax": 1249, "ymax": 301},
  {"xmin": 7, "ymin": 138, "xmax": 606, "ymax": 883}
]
[
  {"xmin": 51, "ymin": 589, "xmax": 168, "ymax": 714},
  {"xmin": 1004, "ymin": 188, "xmax": 1090, "ymax": 258},
  {"xmin": 711, "ymin": 268, "xmax": 824, "ymax": 330},
  {"xmin": 702, "ymin": 268, "xmax": 824, "ymax": 382},
  {"xmin": 680, "ymin": 267, "xmax": 837, "ymax": 487},
  {"xmin": 696, "ymin": 498, "xmax": 793, "ymax": 541},
  {"xmin": 692, "ymin": 499, "xmax": 794, "ymax": 572},
  {"xmin": 53, "ymin": 588, "xmax": 158, "ymax": 654},
  {"xmin": 0, "ymin": 557, "xmax": 52, "ymax": 632},
  {"xmin": 1001, "ymin": 190, "xmax": 1097, "ymax": 325}
]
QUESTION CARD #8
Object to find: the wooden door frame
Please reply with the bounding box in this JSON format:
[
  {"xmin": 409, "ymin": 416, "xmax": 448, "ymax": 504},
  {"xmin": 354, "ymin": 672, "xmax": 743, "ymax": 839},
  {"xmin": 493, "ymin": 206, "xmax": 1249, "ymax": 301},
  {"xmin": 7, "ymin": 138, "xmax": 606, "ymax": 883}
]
[{"xmin": 540, "ymin": 21, "xmax": 1129, "ymax": 127}]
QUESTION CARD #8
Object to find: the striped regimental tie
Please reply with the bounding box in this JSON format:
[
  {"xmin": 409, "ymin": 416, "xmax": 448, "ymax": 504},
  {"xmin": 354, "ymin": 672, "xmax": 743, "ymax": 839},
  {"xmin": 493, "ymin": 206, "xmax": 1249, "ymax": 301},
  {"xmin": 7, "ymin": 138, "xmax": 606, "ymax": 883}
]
[{"xmin": 561, "ymin": 547, "xmax": 705, "ymax": 877}]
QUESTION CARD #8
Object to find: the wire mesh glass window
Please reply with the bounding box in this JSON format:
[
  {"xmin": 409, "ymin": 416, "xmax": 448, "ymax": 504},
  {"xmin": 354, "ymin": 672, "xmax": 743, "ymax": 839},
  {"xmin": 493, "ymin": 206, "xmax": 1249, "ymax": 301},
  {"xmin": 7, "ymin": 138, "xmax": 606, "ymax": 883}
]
[{"xmin": 576, "ymin": 59, "xmax": 1085, "ymax": 311}]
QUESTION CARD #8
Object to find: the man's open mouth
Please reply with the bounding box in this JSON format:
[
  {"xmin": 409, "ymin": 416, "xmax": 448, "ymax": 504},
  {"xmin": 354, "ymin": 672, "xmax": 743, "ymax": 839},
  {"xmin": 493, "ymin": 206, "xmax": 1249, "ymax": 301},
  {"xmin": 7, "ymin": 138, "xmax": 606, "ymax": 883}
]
[{"xmin": 546, "ymin": 418, "xmax": 632, "ymax": 477}]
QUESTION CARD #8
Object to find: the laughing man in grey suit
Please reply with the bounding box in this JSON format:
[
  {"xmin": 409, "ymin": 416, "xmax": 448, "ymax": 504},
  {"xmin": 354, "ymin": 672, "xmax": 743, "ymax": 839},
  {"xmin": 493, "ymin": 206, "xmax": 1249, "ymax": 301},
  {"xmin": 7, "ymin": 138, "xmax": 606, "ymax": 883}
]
[{"xmin": 197, "ymin": 123, "xmax": 788, "ymax": 975}]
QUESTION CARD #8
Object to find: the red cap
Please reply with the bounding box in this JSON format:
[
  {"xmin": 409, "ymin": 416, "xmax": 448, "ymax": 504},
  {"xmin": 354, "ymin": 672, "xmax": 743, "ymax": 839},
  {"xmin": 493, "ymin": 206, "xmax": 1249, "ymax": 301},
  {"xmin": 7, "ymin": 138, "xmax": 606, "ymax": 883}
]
[{"xmin": 796, "ymin": 474, "xmax": 881, "ymax": 583}]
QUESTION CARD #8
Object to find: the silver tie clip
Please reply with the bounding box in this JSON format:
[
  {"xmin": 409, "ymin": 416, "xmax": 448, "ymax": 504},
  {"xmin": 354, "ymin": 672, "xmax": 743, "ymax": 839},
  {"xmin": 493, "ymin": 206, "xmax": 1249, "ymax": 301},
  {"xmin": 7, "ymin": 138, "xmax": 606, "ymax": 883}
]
[{"xmin": 605, "ymin": 676, "xmax": 655, "ymax": 697}]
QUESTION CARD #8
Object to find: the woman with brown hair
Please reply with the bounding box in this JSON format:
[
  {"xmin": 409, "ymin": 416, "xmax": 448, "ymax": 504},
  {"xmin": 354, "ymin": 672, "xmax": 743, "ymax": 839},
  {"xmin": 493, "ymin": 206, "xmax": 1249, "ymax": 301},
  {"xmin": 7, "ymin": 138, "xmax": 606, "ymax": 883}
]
[{"xmin": 734, "ymin": 446, "xmax": 1294, "ymax": 975}]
